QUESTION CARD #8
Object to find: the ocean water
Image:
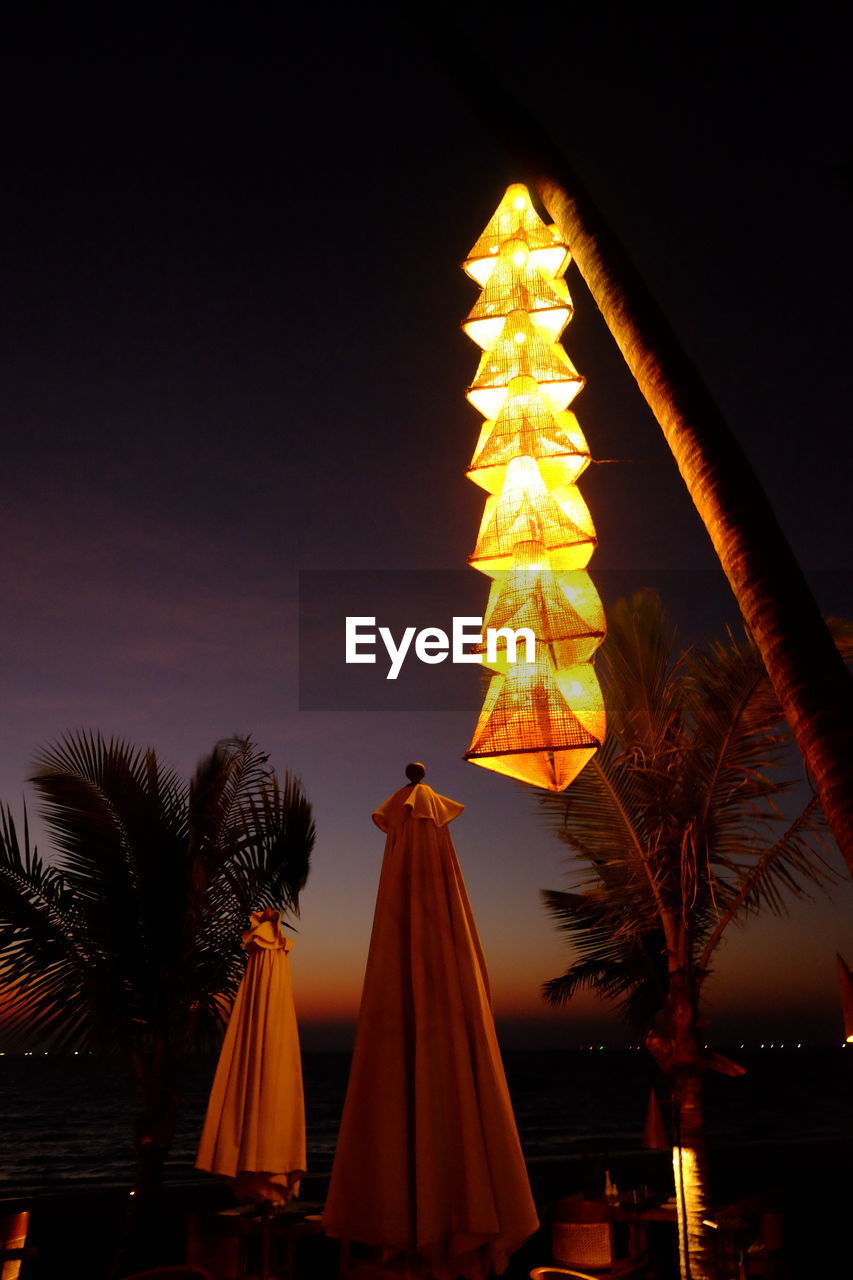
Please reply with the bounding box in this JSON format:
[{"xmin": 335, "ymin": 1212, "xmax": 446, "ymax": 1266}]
[{"xmin": 1, "ymin": 1047, "xmax": 851, "ymax": 1197}]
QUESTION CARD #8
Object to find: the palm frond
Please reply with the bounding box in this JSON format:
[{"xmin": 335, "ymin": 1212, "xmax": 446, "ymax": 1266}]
[
  {"xmin": 596, "ymin": 591, "xmax": 684, "ymax": 761},
  {"xmin": 538, "ymin": 737, "xmax": 666, "ymax": 896},
  {"xmin": 538, "ymin": 590, "xmax": 842, "ymax": 1044},
  {"xmin": 541, "ymin": 887, "xmax": 668, "ymax": 1031},
  {"xmin": 685, "ymin": 640, "xmax": 788, "ymax": 850},
  {"xmin": 203, "ymin": 770, "xmax": 315, "ymax": 956},
  {"xmin": 0, "ymin": 804, "xmax": 97, "ymax": 1050},
  {"xmin": 6, "ymin": 731, "xmax": 315, "ymax": 1062},
  {"xmin": 188, "ymin": 737, "xmax": 275, "ymax": 872},
  {"xmin": 31, "ymin": 730, "xmax": 183, "ymax": 901},
  {"xmin": 698, "ymin": 796, "xmax": 836, "ymax": 974}
]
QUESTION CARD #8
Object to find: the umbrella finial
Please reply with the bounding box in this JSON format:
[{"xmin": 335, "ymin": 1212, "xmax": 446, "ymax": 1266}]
[{"xmin": 406, "ymin": 762, "xmax": 426, "ymax": 785}]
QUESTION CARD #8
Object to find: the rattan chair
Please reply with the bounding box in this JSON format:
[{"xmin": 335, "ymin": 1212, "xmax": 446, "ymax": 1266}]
[
  {"xmin": 551, "ymin": 1219, "xmax": 645, "ymax": 1278},
  {"xmin": 530, "ymin": 1269, "xmax": 602, "ymax": 1280}
]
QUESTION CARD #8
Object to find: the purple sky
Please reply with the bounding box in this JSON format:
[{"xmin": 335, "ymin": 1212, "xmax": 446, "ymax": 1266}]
[{"xmin": 1, "ymin": 5, "xmax": 852, "ymax": 1046}]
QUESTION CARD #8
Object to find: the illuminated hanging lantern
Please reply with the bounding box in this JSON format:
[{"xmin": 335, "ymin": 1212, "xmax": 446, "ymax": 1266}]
[
  {"xmin": 463, "ymin": 241, "xmax": 572, "ymax": 349},
  {"xmin": 463, "ymin": 183, "xmax": 568, "ymax": 284},
  {"xmin": 467, "ymin": 375, "xmax": 590, "ymax": 495},
  {"xmin": 462, "ymin": 184, "xmax": 606, "ymax": 791},
  {"xmin": 466, "ymin": 654, "xmax": 603, "ymax": 790},
  {"xmin": 475, "ymin": 546, "xmax": 605, "ymax": 675},
  {"xmin": 467, "ymin": 309, "xmax": 584, "ymax": 419},
  {"xmin": 469, "ymin": 455, "xmax": 596, "ymax": 574}
]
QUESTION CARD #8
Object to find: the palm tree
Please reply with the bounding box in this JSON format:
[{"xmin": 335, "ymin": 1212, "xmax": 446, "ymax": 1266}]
[
  {"xmin": 0, "ymin": 731, "xmax": 315, "ymax": 1196},
  {"xmin": 539, "ymin": 592, "xmax": 835, "ymax": 1280},
  {"xmin": 412, "ymin": 6, "xmax": 853, "ymax": 876}
]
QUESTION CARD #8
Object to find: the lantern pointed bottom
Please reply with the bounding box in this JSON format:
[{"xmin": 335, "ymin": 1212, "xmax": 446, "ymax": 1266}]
[{"xmin": 464, "ymin": 745, "xmax": 598, "ymax": 792}]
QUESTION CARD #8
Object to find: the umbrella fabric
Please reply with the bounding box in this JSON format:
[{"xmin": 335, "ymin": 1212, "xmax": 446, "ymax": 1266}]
[
  {"xmin": 196, "ymin": 909, "xmax": 306, "ymax": 1203},
  {"xmin": 323, "ymin": 782, "xmax": 538, "ymax": 1279},
  {"xmin": 642, "ymin": 1089, "xmax": 668, "ymax": 1150}
]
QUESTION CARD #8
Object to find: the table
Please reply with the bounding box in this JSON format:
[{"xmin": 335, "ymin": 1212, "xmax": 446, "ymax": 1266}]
[
  {"xmin": 597, "ymin": 1197, "xmax": 679, "ymax": 1225},
  {"xmin": 187, "ymin": 1203, "xmax": 326, "ymax": 1280}
]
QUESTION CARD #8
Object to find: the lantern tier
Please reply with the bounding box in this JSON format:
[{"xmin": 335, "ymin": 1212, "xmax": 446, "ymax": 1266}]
[
  {"xmin": 463, "ymin": 241, "xmax": 573, "ymax": 349},
  {"xmin": 464, "ymin": 656, "xmax": 605, "ymax": 792},
  {"xmin": 464, "ymin": 184, "xmax": 569, "ymax": 286},
  {"xmin": 473, "ymin": 552, "xmax": 605, "ymax": 673},
  {"xmin": 469, "ymin": 459, "xmax": 596, "ymax": 575},
  {"xmin": 467, "ymin": 310, "xmax": 584, "ymax": 419},
  {"xmin": 467, "ymin": 375, "xmax": 590, "ymax": 494}
]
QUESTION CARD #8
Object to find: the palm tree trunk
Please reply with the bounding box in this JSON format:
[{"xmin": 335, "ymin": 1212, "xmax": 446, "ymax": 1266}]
[
  {"xmin": 537, "ymin": 175, "xmax": 853, "ymax": 879},
  {"xmin": 131, "ymin": 1044, "xmax": 178, "ymax": 1197},
  {"xmin": 412, "ymin": 7, "xmax": 853, "ymax": 874},
  {"xmin": 653, "ymin": 956, "xmax": 717, "ymax": 1280},
  {"xmin": 671, "ymin": 1067, "xmax": 716, "ymax": 1280},
  {"xmin": 133, "ymin": 1097, "xmax": 176, "ymax": 1197},
  {"xmin": 110, "ymin": 1049, "xmax": 179, "ymax": 1279}
]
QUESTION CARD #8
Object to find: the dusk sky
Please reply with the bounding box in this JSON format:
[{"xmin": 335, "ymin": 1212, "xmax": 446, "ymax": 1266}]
[{"xmin": 2, "ymin": 5, "xmax": 852, "ymax": 1048}]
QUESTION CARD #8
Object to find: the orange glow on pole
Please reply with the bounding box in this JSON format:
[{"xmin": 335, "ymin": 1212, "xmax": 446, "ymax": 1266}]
[{"xmin": 462, "ymin": 184, "xmax": 605, "ymax": 791}]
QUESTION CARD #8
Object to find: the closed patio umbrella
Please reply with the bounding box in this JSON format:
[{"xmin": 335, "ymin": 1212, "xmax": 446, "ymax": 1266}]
[
  {"xmin": 196, "ymin": 907, "xmax": 306, "ymax": 1204},
  {"xmin": 322, "ymin": 765, "xmax": 538, "ymax": 1279},
  {"xmin": 641, "ymin": 1089, "xmax": 668, "ymax": 1150}
]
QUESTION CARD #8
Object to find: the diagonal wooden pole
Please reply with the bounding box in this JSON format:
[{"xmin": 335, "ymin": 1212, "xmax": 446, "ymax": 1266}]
[{"xmin": 412, "ymin": 4, "xmax": 853, "ymax": 875}]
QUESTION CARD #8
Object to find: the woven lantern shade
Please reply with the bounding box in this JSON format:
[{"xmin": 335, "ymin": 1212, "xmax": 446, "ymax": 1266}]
[
  {"xmin": 464, "ymin": 183, "xmax": 568, "ymax": 285},
  {"xmin": 468, "ymin": 310, "xmax": 584, "ymax": 419},
  {"xmin": 465, "ymin": 654, "xmax": 604, "ymax": 791},
  {"xmin": 476, "ymin": 548, "xmax": 605, "ymax": 674},
  {"xmin": 462, "ymin": 183, "xmax": 605, "ymax": 791},
  {"xmin": 837, "ymin": 953, "xmax": 853, "ymax": 1042},
  {"xmin": 469, "ymin": 457, "xmax": 596, "ymax": 575},
  {"xmin": 463, "ymin": 240, "xmax": 572, "ymax": 349},
  {"xmin": 468, "ymin": 375, "xmax": 590, "ymax": 495}
]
